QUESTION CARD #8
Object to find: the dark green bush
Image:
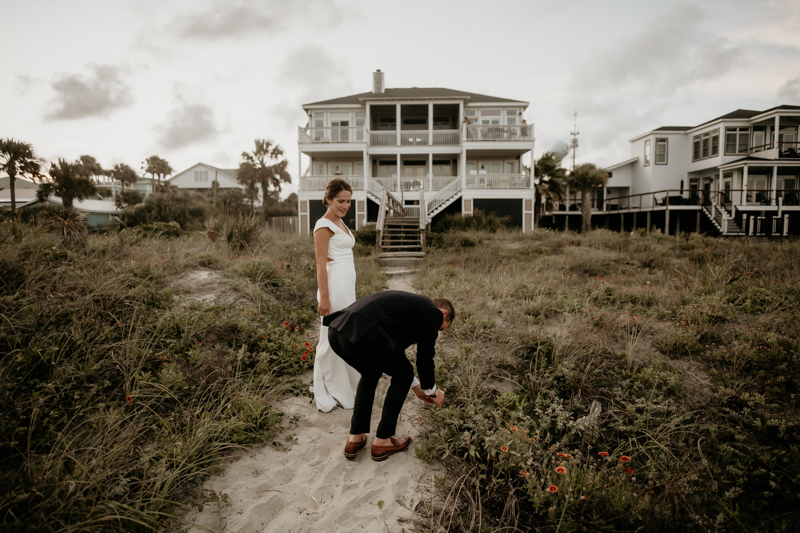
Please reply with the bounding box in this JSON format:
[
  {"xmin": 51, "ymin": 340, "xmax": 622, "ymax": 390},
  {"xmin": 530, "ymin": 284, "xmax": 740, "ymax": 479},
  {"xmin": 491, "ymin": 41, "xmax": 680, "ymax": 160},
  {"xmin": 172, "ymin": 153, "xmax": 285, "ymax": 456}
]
[
  {"xmin": 118, "ymin": 190, "xmax": 210, "ymax": 230},
  {"xmin": 353, "ymin": 228, "xmax": 377, "ymax": 246},
  {"xmin": 433, "ymin": 209, "xmax": 510, "ymax": 233}
]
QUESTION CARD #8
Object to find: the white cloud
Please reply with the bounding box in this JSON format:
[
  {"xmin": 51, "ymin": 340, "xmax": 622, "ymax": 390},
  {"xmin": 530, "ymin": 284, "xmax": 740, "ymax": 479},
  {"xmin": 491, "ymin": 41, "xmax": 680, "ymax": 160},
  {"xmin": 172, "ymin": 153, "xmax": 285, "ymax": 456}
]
[
  {"xmin": 156, "ymin": 95, "xmax": 218, "ymax": 150},
  {"xmin": 777, "ymin": 76, "xmax": 800, "ymax": 103},
  {"xmin": 45, "ymin": 64, "xmax": 133, "ymax": 121},
  {"xmin": 173, "ymin": 0, "xmax": 343, "ymax": 40}
]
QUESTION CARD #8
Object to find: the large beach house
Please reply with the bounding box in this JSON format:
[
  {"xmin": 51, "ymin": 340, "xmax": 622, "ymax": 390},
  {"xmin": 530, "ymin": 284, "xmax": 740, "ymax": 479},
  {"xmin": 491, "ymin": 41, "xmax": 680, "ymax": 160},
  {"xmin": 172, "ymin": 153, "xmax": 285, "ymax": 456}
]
[
  {"xmin": 296, "ymin": 70, "xmax": 536, "ymax": 241},
  {"xmin": 544, "ymin": 105, "xmax": 800, "ymax": 237}
]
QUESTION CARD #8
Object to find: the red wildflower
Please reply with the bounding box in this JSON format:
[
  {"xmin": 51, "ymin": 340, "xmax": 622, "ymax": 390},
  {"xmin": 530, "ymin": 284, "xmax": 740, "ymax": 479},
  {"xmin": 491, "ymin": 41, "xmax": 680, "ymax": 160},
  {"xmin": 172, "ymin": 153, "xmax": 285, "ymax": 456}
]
[
  {"xmin": 548, "ymin": 485, "xmax": 558, "ymax": 493},
  {"xmin": 304, "ymin": 351, "xmax": 309, "ymax": 355},
  {"xmin": 500, "ymin": 446, "xmax": 509, "ymax": 452},
  {"xmin": 196, "ymin": 342, "xmax": 202, "ymax": 345},
  {"xmin": 555, "ymin": 466, "xmax": 566, "ymax": 474},
  {"xmin": 598, "ymin": 451, "xmax": 609, "ymax": 457},
  {"xmin": 305, "ymin": 342, "xmax": 310, "ymax": 347},
  {"xmin": 126, "ymin": 396, "xmax": 133, "ymax": 403},
  {"xmin": 301, "ymin": 355, "xmax": 307, "ymax": 361},
  {"xmin": 519, "ymin": 470, "xmax": 528, "ymax": 476},
  {"xmin": 556, "ymin": 452, "xmax": 572, "ymax": 458},
  {"xmin": 510, "ymin": 425, "xmax": 518, "ymax": 432},
  {"xmin": 624, "ymin": 467, "xmax": 634, "ymax": 474},
  {"xmin": 284, "ymin": 321, "xmax": 290, "ymax": 326},
  {"xmin": 620, "ymin": 456, "xmax": 631, "ymax": 463},
  {"xmin": 293, "ymin": 343, "xmax": 298, "ymax": 346}
]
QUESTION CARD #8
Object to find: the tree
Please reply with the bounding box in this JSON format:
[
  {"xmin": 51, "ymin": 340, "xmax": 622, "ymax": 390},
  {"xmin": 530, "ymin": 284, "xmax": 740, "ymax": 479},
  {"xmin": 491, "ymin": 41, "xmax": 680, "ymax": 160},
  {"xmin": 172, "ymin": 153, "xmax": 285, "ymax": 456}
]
[
  {"xmin": 530, "ymin": 151, "xmax": 567, "ymax": 225},
  {"xmin": 37, "ymin": 158, "xmax": 98, "ymax": 209},
  {"xmin": 109, "ymin": 163, "xmax": 138, "ymax": 193},
  {"xmin": 566, "ymin": 162, "xmax": 609, "ymax": 233},
  {"xmin": 237, "ymin": 139, "xmax": 292, "ymax": 218},
  {"xmin": 79, "ymin": 155, "xmax": 105, "ymax": 179},
  {"xmin": 143, "ymin": 155, "xmax": 173, "ymax": 191},
  {"xmin": 0, "ymin": 138, "xmax": 44, "ymax": 214}
]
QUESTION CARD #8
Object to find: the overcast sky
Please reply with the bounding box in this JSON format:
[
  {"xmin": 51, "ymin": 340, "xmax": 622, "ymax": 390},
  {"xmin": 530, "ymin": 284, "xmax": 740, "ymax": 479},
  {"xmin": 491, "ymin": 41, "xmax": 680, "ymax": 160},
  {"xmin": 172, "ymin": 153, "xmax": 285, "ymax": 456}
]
[{"xmin": 2, "ymin": 0, "xmax": 799, "ymax": 197}]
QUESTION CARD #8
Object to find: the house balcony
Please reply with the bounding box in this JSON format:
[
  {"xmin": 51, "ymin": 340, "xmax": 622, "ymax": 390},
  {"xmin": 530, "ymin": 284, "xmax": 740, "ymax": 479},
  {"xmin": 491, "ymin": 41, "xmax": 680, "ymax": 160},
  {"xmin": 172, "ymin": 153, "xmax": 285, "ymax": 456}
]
[
  {"xmin": 299, "ymin": 174, "xmax": 531, "ymax": 192},
  {"xmin": 749, "ymin": 141, "xmax": 800, "ymax": 159},
  {"xmin": 299, "ymin": 125, "xmax": 531, "ymax": 147},
  {"xmin": 465, "ymin": 124, "xmax": 533, "ymax": 142}
]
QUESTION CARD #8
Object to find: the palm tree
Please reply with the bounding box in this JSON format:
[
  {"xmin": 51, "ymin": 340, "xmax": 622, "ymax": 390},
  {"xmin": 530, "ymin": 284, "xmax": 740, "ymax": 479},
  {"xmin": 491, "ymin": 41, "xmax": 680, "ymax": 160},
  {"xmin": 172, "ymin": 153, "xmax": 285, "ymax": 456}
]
[
  {"xmin": 79, "ymin": 155, "xmax": 105, "ymax": 180},
  {"xmin": 37, "ymin": 158, "xmax": 98, "ymax": 209},
  {"xmin": 109, "ymin": 163, "xmax": 138, "ymax": 193},
  {"xmin": 143, "ymin": 155, "xmax": 173, "ymax": 191},
  {"xmin": 237, "ymin": 139, "xmax": 292, "ymax": 218},
  {"xmin": 532, "ymin": 151, "xmax": 567, "ymax": 224},
  {"xmin": 0, "ymin": 138, "xmax": 44, "ymax": 214},
  {"xmin": 566, "ymin": 162, "xmax": 609, "ymax": 233}
]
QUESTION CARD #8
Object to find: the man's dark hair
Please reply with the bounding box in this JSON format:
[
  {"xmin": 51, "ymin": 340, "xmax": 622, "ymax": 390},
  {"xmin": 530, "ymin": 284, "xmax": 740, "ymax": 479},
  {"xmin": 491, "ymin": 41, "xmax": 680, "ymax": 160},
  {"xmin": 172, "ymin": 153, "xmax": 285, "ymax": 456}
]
[{"xmin": 432, "ymin": 298, "xmax": 455, "ymax": 323}]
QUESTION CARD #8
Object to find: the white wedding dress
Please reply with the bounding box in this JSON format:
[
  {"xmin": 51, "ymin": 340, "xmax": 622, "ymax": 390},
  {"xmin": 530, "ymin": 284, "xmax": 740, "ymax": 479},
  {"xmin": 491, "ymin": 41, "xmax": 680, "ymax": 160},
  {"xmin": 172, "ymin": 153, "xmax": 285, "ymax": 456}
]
[{"xmin": 312, "ymin": 217, "xmax": 361, "ymax": 412}]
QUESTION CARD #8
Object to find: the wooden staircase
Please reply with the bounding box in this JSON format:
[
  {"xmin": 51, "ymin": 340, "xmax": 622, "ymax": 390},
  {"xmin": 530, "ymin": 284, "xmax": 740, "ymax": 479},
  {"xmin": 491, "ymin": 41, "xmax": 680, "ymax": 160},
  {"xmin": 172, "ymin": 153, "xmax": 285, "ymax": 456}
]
[{"xmin": 378, "ymin": 216, "xmax": 425, "ymax": 266}]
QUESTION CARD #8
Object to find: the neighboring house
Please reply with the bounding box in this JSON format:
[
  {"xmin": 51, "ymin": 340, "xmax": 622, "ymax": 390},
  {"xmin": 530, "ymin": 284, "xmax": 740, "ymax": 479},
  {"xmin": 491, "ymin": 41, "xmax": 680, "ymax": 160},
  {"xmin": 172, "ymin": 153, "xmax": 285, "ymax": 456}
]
[
  {"xmin": 546, "ymin": 105, "xmax": 800, "ymax": 236},
  {"xmin": 168, "ymin": 162, "xmax": 249, "ymax": 195},
  {"xmin": 296, "ymin": 70, "xmax": 536, "ymax": 234},
  {"xmin": 0, "ymin": 176, "xmax": 39, "ymax": 210}
]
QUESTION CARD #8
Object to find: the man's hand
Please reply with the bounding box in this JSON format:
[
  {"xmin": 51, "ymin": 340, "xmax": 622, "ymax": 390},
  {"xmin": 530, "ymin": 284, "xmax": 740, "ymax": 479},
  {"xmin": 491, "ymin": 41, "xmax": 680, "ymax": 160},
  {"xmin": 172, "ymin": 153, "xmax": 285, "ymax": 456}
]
[{"xmin": 412, "ymin": 385, "xmax": 444, "ymax": 407}]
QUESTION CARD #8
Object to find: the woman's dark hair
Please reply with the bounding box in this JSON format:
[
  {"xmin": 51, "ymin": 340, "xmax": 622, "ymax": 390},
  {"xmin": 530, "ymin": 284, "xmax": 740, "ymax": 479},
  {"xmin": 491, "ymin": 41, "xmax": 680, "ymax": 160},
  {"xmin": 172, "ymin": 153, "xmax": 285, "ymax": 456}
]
[{"xmin": 323, "ymin": 178, "xmax": 353, "ymax": 206}]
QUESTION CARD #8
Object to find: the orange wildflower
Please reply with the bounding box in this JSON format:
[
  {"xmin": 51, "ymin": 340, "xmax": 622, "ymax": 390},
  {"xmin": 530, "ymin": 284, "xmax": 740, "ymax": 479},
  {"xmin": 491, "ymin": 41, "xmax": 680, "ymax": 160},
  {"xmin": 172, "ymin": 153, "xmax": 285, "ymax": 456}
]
[
  {"xmin": 555, "ymin": 466, "xmax": 566, "ymax": 474},
  {"xmin": 620, "ymin": 456, "xmax": 631, "ymax": 463},
  {"xmin": 500, "ymin": 446, "xmax": 509, "ymax": 452},
  {"xmin": 510, "ymin": 425, "xmax": 518, "ymax": 432},
  {"xmin": 519, "ymin": 470, "xmax": 528, "ymax": 476},
  {"xmin": 548, "ymin": 485, "xmax": 558, "ymax": 493},
  {"xmin": 598, "ymin": 451, "xmax": 609, "ymax": 457}
]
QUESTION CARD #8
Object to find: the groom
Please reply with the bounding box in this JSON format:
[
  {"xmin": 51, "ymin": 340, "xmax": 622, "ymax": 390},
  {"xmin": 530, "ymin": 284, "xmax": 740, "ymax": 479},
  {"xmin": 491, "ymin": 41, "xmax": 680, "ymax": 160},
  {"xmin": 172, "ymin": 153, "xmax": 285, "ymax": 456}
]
[{"xmin": 324, "ymin": 290, "xmax": 454, "ymax": 461}]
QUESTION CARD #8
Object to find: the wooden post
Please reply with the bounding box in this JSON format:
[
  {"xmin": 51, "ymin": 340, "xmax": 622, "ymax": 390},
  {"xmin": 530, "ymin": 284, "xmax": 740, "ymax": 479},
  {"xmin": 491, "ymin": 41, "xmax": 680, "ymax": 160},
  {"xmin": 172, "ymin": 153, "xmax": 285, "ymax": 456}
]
[
  {"xmin": 696, "ymin": 211, "xmax": 701, "ymax": 233},
  {"xmin": 633, "ymin": 211, "xmax": 637, "ymax": 231},
  {"xmin": 647, "ymin": 211, "xmax": 651, "ymax": 234},
  {"xmin": 676, "ymin": 214, "xmax": 680, "ymax": 236}
]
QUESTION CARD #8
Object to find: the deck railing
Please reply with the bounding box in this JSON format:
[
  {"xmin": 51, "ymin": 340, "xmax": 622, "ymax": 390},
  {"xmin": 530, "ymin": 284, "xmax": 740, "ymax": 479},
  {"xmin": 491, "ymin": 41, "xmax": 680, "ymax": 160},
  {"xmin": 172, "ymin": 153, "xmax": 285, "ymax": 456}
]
[
  {"xmin": 369, "ymin": 131, "xmax": 397, "ymax": 146},
  {"xmin": 465, "ymin": 124, "xmax": 533, "ymax": 141},
  {"xmin": 432, "ymin": 176, "xmax": 459, "ymax": 190},
  {"xmin": 300, "ymin": 126, "xmax": 364, "ymax": 143},
  {"xmin": 718, "ymin": 188, "xmax": 800, "ymax": 207},
  {"xmin": 400, "ymin": 177, "xmax": 427, "ymax": 191},
  {"xmin": 400, "ymin": 131, "xmax": 429, "ymax": 146},
  {"xmin": 299, "ymin": 175, "xmax": 364, "ymax": 191},
  {"xmin": 466, "ymin": 173, "xmax": 531, "ymax": 189},
  {"xmin": 432, "ymin": 130, "xmax": 460, "ymax": 145},
  {"xmin": 372, "ymin": 177, "xmax": 397, "ymax": 191}
]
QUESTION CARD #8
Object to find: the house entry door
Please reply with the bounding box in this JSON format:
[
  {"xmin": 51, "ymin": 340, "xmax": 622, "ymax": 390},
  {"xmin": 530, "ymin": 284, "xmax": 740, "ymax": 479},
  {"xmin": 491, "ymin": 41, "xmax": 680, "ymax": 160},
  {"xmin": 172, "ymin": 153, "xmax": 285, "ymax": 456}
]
[{"xmin": 746, "ymin": 176, "xmax": 767, "ymax": 205}]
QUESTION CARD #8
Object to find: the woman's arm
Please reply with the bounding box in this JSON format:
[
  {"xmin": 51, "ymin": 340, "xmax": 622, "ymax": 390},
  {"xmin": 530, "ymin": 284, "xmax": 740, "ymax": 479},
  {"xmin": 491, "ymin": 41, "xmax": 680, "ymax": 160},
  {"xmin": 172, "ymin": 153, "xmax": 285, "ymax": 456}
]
[{"xmin": 313, "ymin": 227, "xmax": 334, "ymax": 316}]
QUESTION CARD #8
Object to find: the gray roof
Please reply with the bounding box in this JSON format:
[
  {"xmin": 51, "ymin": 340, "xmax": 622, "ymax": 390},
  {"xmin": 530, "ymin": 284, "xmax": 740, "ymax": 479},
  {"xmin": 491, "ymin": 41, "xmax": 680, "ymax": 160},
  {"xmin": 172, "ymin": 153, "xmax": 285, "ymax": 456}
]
[
  {"xmin": 305, "ymin": 88, "xmax": 527, "ymax": 107},
  {"xmin": 654, "ymin": 105, "xmax": 800, "ymax": 133},
  {"xmin": 653, "ymin": 126, "xmax": 692, "ymax": 132}
]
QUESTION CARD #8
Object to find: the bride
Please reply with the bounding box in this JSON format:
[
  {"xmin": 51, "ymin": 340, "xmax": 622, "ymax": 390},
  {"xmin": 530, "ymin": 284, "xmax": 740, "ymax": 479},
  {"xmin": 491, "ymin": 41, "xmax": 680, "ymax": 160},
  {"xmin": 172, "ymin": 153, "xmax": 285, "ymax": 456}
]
[{"xmin": 312, "ymin": 178, "xmax": 361, "ymax": 412}]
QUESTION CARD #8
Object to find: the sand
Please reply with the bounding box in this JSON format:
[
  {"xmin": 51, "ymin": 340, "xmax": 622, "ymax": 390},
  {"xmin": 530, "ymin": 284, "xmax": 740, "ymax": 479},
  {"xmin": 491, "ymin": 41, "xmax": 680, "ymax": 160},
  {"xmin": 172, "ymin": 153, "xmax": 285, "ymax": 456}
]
[{"xmin": 183, "ymin": 272, "xmax": 440, "ymax": 533}]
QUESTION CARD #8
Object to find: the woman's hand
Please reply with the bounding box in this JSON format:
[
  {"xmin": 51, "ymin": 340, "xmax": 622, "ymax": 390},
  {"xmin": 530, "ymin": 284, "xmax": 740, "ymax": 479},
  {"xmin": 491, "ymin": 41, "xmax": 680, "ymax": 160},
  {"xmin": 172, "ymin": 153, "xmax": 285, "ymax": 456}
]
[{"xmin": 318, "ymin": 296, "xmax": 331, "ymax": 316}]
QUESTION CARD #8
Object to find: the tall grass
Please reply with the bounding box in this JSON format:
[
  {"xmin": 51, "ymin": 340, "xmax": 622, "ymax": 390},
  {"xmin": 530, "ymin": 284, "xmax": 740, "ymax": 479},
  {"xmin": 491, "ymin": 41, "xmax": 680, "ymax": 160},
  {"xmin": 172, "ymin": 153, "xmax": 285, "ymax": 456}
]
[
  {"xmin": 0, "ymin": 222, "xmax": 352, "ymax": 531},
  {"xmin": 414, "ymin": 229, "xmax": 800, "ymax": 532}
]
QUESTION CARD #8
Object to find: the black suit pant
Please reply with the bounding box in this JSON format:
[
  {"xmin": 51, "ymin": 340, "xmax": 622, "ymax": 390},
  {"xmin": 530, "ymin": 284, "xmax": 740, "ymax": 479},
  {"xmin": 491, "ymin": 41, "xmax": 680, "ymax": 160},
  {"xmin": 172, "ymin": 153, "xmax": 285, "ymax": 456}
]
[{"xmin": 328, "ymin": 325, "xmax": 414, "ymax": 439}]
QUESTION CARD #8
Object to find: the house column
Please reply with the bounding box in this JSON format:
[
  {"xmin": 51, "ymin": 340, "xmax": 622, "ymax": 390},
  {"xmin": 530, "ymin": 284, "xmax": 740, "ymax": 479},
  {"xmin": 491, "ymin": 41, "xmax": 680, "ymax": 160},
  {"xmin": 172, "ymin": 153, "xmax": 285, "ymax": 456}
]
[
  {"xmin": 460, "ymin": 149, "xmax": 467, "ymax": 190},
  {"xmin": 428, "ymin": 103, "xmax": 433, "ymax": 146},
  {"xmin": 774, "ymin": 114, "xmax": 780, "ymax": 150},
  {"xmin": 459, "ymin": 101, "xmax": 465, "ymax": 143},
  {"xmin": 396, "ymin": 104, "xmax": 401, "ymax": 147},
  {"xmin": 742, "ymin": 166, "xmax": 748, "ymax": 206},
  {"xmin": 772, "ymin": 165, "xmax": 778, "ymax": 205},
  {"xmin": 428, "ymin": 152, "xmax": 433, "ymax": 191},
  {"xmin": 363, "ymin": 149, "xmax": 369, "ymax": 179},
  {"xmin": 365, "ymin": 103, "xmax": 371, "ymax": 143},
  {"xmin": 396, "ymin": 153, "xmax": 401, "ymax": 193}
]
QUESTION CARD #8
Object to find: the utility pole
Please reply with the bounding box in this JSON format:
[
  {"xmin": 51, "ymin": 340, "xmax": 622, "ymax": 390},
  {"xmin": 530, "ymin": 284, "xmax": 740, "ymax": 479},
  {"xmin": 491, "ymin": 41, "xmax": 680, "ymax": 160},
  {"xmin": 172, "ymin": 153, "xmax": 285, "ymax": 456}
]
[{"xmin": 570, "ymin": 110, "xmax": 579, "ymax": 172}]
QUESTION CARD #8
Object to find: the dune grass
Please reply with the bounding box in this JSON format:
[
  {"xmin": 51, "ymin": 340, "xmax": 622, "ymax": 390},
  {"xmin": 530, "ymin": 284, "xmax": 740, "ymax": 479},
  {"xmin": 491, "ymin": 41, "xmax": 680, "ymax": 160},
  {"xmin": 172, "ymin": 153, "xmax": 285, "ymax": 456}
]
[
  {"xmin": 0, "ymin": 221, "xmax": 385, "ymax": 532},
  {"xmin": 413, "ymin": 229, "xmax": 800, "ymax": 532}
]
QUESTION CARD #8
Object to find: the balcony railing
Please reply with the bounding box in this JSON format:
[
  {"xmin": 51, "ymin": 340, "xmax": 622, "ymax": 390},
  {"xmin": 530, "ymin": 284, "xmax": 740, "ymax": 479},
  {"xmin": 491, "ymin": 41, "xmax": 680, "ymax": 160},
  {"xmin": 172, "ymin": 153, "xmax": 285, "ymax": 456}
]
[
  {"xmin": 432, "ymin": 130, "xmax": 460, "ymax": 145},
  {"xmin": 372, "ymin": 177, "xmax": 397, "ymax": 191},
  {"xmin": 370, "ymin": 131, "xmax": 396, "ymax": 146},
  {"xmin": 299, "ymin": 175, "xmax": 364, "ymax": 191},
  {"xmin": 400, "ymin": 131, "xmax": 428, "ymax": 146},
  {"xmin": 300, "ymin": 126, "xmax": 364, "ymax": 144},
  {"xmin": 466, "ymin": 173, "xmax": 531, "ymax": 189},
  {"xmin": 465, "ymin": 124, "xmax": 533, "ymax": 142}
]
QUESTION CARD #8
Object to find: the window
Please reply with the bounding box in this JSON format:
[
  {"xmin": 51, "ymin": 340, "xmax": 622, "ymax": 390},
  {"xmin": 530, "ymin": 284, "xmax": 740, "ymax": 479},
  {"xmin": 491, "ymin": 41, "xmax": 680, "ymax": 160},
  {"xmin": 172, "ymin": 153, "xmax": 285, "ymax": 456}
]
[
  {"xmin": 752, "ymin": 127, "xmax": 766, "ymax": 152},
  {"xmin": 644, "ymin": 139, "xmax": 651, "ymax": 166},
  {"xmin": 505, "ymin": 109, "xmax": 517, "ymax": 125},
  {"xmin": 655, "ymin": 138, "xmax": 668, "ymax": 164},
  {"xmin": 711, "ymin": 130, "xmax": 719, "ymax": 156},
  {"xmin": 725, "ymin": 127, "xmax": 750, "ymax": 155},
  {"xmin": 692, "ymin": 129, "xmax": 720, "ymax": 161},
  {"xmin": 194, "ymin": 170, "xmax": 208, "ymax": 182}
]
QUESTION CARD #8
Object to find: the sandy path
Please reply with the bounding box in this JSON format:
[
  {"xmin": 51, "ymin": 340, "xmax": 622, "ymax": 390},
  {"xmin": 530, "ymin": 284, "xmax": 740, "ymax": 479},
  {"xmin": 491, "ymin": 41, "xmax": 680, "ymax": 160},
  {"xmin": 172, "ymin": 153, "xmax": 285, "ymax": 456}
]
[{"xmin": 184, "ymin": 272, "xmax": 438, "ymax": 533}]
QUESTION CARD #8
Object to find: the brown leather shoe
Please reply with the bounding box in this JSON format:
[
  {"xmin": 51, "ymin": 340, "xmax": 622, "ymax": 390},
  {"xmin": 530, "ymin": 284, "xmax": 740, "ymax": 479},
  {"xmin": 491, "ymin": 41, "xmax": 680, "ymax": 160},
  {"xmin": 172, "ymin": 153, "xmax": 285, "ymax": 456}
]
[
  {"xmin": 371, "ymin": 436, "xmax": 411, "ymax": 461},
  {"xmin": 344, "ymin": 434, "xmax": 367, "ymax": 460}
]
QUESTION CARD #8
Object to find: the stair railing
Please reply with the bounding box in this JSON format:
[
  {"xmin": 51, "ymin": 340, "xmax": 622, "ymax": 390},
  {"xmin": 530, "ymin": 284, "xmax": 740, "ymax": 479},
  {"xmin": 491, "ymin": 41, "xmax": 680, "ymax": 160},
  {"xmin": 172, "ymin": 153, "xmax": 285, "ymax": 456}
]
[
  {"xmin": 418, "ymin": 188, "xmax": 426, "ymax": 230},
  {"xmin": 426, "ymin": 177, "xmax": 462, "ymax": 216}
]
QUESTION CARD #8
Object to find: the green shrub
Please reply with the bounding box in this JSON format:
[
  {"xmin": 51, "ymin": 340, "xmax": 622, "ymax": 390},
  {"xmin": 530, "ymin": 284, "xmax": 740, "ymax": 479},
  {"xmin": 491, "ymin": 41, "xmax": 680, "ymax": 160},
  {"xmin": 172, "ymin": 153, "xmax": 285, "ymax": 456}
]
[
  {"xmin": 353, "ymin": 228, "xmax": 377, "ymax": 246},
  {"xmin": 118, "ymin": 190, "xmax": 210, "ymax": 230},
  {"xmin": 433, "ymin": 209, "xmax": 510, "ymax": 233},
  {"xmin": 205, "ymin": 209, "xmax": 264, "ymax": 252}
]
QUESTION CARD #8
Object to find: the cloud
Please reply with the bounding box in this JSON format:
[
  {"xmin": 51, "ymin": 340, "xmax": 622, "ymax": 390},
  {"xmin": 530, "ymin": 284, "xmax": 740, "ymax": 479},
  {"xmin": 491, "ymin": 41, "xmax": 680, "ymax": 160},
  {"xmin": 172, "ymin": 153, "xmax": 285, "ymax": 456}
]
[
  {"xmin": 777, "ymin": 76, "xmax": 800, "ymax": 103},
  {"xmin": 157, "ymin": 97, "xmax": 218, "ymax": 150},
  {"xmin": 46, "ymin": 64, "xmax": 133, "ymax": 121},
  {"xmin": 564, "ymin": 3, "xmax": 743, "ymax": 162},
  {"xmin": 272, "ymin": 44, "xmax": 354, "ymax": 128},
  {"xmin": 174, "ymin": 0, "xmax": 342, "ymax": 40}
]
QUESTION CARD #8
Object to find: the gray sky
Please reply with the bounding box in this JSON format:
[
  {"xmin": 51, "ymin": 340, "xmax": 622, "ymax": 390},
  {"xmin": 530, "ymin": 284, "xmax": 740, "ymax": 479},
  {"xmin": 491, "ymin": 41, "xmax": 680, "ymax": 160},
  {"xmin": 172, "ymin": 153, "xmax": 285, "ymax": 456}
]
[{"xmin": 2, "ymin": 0, "xmax": 799, "ymax": 197}]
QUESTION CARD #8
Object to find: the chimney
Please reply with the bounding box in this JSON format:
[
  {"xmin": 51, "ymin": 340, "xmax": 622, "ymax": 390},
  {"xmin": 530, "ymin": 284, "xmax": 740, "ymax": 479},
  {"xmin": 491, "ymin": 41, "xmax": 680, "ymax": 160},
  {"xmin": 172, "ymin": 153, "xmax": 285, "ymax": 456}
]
[{"xmin": 373, "ymin": 70, "xmax": 384, "ymax": 94}]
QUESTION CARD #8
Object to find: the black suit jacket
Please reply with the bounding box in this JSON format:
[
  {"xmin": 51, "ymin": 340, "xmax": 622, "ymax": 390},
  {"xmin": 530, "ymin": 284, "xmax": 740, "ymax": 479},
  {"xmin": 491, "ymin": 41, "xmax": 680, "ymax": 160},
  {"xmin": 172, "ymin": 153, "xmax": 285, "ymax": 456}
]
[{"xmin": 323, "ymin": 290, "xmax": 443, "ymax": 390}]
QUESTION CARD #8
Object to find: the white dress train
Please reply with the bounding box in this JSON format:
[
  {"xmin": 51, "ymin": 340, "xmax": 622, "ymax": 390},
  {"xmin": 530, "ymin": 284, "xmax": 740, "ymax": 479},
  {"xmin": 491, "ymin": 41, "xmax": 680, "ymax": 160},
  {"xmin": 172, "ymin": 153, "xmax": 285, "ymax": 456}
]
[{"xmin": 312, "ymin": 217, "xmax": 361, "ymax": 412}]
